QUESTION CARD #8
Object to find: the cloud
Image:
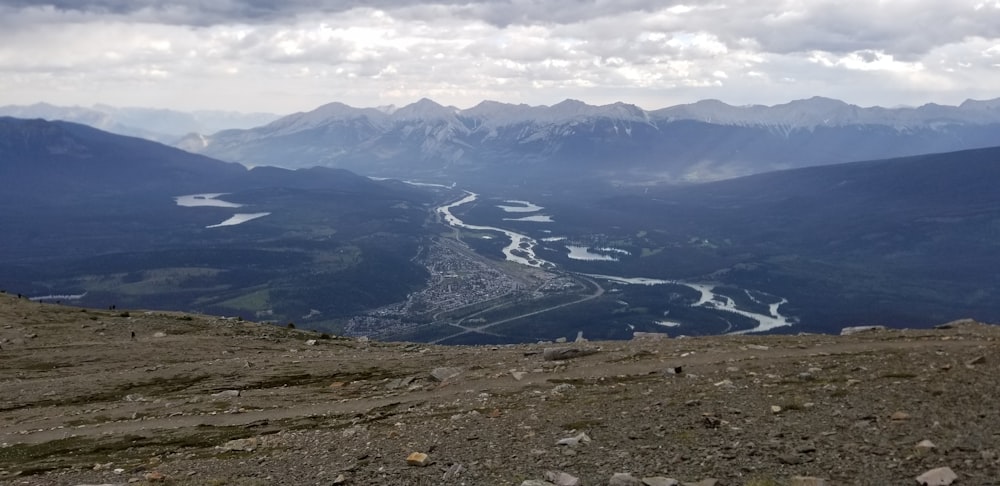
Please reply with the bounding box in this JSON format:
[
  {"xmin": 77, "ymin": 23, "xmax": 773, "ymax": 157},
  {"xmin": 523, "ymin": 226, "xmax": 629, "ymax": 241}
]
[{"xmin": 0, "ymin": 1, "xmax": 998, "ymax": 112}]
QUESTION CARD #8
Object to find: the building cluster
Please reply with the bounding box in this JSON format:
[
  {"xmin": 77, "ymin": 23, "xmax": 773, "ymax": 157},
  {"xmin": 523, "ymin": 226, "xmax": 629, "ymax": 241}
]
[{"xmin": 343, "ymin": 240, "xmax": 521, "ymax": 338}]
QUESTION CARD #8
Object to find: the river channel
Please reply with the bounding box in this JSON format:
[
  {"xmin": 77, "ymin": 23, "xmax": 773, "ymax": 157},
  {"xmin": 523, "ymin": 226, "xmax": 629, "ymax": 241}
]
[{"xmin": 435, "ymin": 191, "xmax": 795, "ymax": 334}]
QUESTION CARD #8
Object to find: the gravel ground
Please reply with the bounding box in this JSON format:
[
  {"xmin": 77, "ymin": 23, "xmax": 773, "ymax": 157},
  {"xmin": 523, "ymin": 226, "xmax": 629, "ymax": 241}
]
[{"xmin": 1, "ymin": 294, "xmax": 998, "ymax": 485}]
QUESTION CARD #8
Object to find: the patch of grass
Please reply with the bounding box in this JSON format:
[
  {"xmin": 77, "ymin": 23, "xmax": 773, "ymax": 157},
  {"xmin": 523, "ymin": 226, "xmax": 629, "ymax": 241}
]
[
  {"xmin": 779, "ymin": 398, "xmax": 807, "ymax": 411},
  {"xmin": 2, "ymin": 374, "xmax": 211, "ymax": 412},
  {"xmin": 217, "ymin": 289, "xmax": 271, "ymax": 312},
  {"xmin": 243, "ymin": 367, "xmax": 401, "ymax": 390},
  {"xmin": 881, "ymin": 372, "xmax": 918, "ymax": 379},
  {"xmin": 0, "ymin": 425, "xmax": 269, "ymax": 476},
  {"xmin": 14, "ymin": 360, "xmax": 76, "ymax": 371},
  {"xmin": 560, "ymin": 419, "xmax": 603, "ymax": 430},
  {"xmin": 745, "ymin": 478, "xmax": 781, "ymax": 486}
]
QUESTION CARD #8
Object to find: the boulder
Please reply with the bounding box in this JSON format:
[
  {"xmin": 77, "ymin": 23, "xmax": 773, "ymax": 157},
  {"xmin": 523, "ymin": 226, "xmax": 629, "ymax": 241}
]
[
  {"xmin": 609, "ymin": 473, "xmax": 642, "ymax": 486},
  {"xmin": 916, "ymin": 467, "xmax": 958, "ymax": 486},
  {"xmin": 642, "ymin": 478, "xmax": 680, "ymax": 486},
  {"xmin": 840, "ymin": 325, "xmax": 887, "ymax": 335},
  {"xmin": 429, "ymin": 366, "xmax": 464, "ymax": 382},
  {"xmin": 544, "ymin": 470, "xmax": 581, "ymax": 486}
]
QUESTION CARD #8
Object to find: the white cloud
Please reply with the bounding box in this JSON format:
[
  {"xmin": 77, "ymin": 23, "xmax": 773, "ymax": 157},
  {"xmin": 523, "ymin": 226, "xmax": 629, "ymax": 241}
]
[{"xmin": 0, "ymin": 1, "xmax": 997, "ymax": 112}]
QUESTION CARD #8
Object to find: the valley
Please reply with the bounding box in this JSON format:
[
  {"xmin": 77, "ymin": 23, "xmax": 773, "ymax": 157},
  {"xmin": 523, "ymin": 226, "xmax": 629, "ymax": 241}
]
[{"xmin": 2, "ymin": 116, "xmax": 999, "ymax": 346}]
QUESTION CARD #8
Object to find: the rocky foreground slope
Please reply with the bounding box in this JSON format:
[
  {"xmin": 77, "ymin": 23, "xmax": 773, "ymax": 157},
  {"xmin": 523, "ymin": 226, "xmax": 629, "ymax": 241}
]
[{"xmin": 1, "ymin": 293, "xmax": 998, "ymax": 485}]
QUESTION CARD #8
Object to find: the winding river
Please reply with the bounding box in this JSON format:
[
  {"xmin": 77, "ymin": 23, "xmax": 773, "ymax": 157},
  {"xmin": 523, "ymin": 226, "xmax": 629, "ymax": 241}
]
[
  {"xmin": 584, "ymin": 274, "xmax": 793, "ymax": 334},
  {"xmin": 436, "ymin": 192, "xmax": 794, "ymax": 334},
  {"xmin": 437, "ymin": 192, "xmax": 551, "ymax": 268}
]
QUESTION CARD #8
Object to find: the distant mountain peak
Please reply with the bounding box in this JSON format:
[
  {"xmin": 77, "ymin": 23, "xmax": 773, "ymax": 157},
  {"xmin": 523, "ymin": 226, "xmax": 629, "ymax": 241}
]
[{"xmin": 392, "ymin": 98, "xmax": 458, "ymax": 122}]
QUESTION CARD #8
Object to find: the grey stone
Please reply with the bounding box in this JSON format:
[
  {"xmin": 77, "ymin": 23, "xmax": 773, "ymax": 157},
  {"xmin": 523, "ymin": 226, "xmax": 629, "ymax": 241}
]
[
  {"xmin": 545, "ymin": 470, "xmax": 581, "ymax": 486},
  {"xmin": 632, "ymin": 331, "xmax": 669, "ymax": 340},
  {"xmin": 642, "ymin": 478, "xmax": 680, "ymax": 486},
  {"xmin": 520, "ymin": 481, "xmax": 556, "ymax": 486},
  {"xmin": 387, "ymin": 376, "xmax": 416, "ymax": 389},
  {"xmin": 443, "ymin": 463, "xmax": 464, "ymax": 480},
  {"xmin": 557, "ymin": 431, "xmax": 592, "ymax": 447},
  {"xmin": 543, "ymin": 347, "xmax": 599, "ymax": 361},
  {"xmin": 936, "ymin": 318, "xmax": 977, "ymax": 329},
  {"xmin": 211, "ymin": 390, "xmax": 240, "ymax": 399},
  {"xmin": 217, "ymin": 437, "xmax": 258, "ymax": 452},
  {"xmin": 916, "ymin": 467, "xmax": 958, "ymax": 486},
  {"xmin": 609, "ymin": 472, "xmax": 642, "ymax": 486},
  {"xmin": 429, "ymin": 366, "xmax": 464, "ymax": 382},
  {"xmin": 840, "ymin": 325, "xmax": 887, "ymax": 335}
]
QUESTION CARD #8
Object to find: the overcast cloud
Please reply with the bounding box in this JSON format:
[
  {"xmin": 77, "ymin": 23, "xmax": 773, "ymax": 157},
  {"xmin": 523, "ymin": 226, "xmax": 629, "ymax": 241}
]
[{"xmin": 0, "ymin": 0, "xmax": 998, "ymax": 113}]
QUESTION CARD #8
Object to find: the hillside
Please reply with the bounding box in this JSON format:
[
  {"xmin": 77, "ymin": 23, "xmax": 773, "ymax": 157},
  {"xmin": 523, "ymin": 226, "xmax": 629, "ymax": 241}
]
[
  {"xmin": 0, "ymin": 117, "xmax": 435, "ymax": 331},
  {"xmin": 0, "ymin": 104, "xmax": 280, "ymax": 143},
  {"xmin": 1, "ymin": 293, "xmax": 997, "ymax": 485}
]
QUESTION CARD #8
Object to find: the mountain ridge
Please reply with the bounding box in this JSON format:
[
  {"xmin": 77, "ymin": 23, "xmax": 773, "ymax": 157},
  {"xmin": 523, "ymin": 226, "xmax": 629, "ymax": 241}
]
[
  {"xmin": 0, "ymin": 103, "xmax": 281, "ymax": 143},
  {"xmin": 176, "ymin": 96, "xmax": 1000, "ymax": 185}
]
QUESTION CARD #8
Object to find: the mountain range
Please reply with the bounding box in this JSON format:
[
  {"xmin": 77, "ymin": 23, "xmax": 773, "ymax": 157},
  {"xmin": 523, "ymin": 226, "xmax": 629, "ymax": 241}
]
[
  {"xmin": 175, "ymin": 96, "xmax": 1000, "ymax": 186},
  {"xmin": 2, "ymin": 109, "xmax": 999, "ymax": 340},
  {"xmin": 0, "ymin": 103, "xmax": 280, "ymax": 143}
]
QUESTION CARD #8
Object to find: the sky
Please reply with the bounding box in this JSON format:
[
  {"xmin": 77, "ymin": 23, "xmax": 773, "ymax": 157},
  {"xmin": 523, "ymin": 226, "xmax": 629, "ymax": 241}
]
[{"xmin": 1, "ymin": 1, "xmax": 999, "ymax": 114}]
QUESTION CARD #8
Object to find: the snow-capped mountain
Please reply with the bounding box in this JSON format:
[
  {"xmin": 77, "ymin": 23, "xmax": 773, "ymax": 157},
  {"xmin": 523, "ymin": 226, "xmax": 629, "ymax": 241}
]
[{"xmin": 178, "ymin": 97, "xmax": 1000, "ymax": 185}]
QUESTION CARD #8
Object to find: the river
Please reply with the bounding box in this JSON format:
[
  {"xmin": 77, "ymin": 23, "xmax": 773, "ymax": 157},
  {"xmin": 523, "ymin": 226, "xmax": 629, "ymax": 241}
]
[
  {"xmin": 435, "ymin": 192, "xmax": 794, "ymax": 334},
  {"xmin": 436, "ymin": 192, "xmax": 551, "ymax": 268}
]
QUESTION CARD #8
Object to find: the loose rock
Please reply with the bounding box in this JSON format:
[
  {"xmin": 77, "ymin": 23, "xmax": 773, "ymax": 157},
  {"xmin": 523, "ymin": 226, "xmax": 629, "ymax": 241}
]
[
  {"xmin": 642, "ymin": 478, "xmax": 680, "ymax": 486},
  {"xmin": 557, "ymin": 432, "xmax": 592, "ymax": 447},
  {"xmin": 891, "ymin": 411, "xmax": 911, "ymax": 421},
  {"xmin": 840, "ymin": 325, "xmax": 887, "ymax": 335},
  {"xmin": 609, "ymin": 472, "xmax": 642, "ymax": 486},
  {"xmin": 915, "ymin": 467, "xmax": 958, "ymax": 486},
  {"xmin": 545, "ymin": 470, "xmax": 581, "ymax": 486},
  {"xmin": 406, "ymin": 451, "xmax": 431, "ymax": 466},
  {"xmin": 543, "ymin": 347, "xmax": 599, "ymax": 361},
  {"xmin": 429, "ymin": 366, "xmax": 464, "ymax": 382}
]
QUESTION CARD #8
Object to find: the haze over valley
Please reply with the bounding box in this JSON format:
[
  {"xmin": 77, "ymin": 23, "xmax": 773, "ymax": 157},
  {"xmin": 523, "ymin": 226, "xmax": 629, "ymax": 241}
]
[
  {"xmin": 2, "ymin": 110, "xmax": 999, "ymax": 344},
  {"xmin": 2, "ymin": 0, "xmax": 1000, "ymax": 345}
]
